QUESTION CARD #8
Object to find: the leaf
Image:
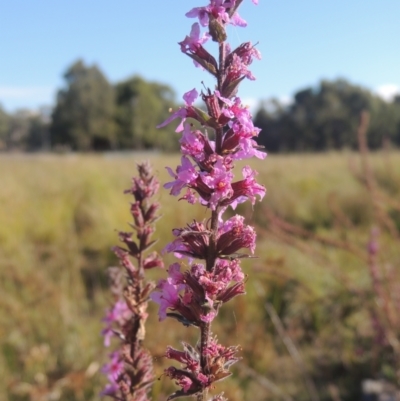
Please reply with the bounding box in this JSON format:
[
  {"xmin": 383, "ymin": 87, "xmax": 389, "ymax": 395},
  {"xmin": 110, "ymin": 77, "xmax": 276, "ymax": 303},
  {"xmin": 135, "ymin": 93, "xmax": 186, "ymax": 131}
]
[
  {"xmin": 125, "ymin": 240, "xmax": 140, "ymax": 256},
  {"xmin": 140, "ymin": 282, "xmax": 156, "ymax": 301},
  {"xmin": 221, "ymin": 76, "xmax": 245, "ymax": 99},
  {"xmin": 167, "ymin": 313, "xmax": 199, "ymax": 327},
  {"xmin": 219, "ymin": 253, "xmax": 258, "ymax": 260},
  {"xmin": 167, "ymin": 388, "xmax": 199, "ymax": 401},
  {"xmin": 192, "ymin": 106, "xmax": 219, "ymax": 129},
  {"xmin": 182, "ymin": 342, "xmax": 199, "ymax": 360},
  {"xmin": 186, "ymin": 54, "xmax": 217, "ymax": 77},
  {"xmin": 140, "ymin": 239, "xmax": 157, "ymax": 252}
]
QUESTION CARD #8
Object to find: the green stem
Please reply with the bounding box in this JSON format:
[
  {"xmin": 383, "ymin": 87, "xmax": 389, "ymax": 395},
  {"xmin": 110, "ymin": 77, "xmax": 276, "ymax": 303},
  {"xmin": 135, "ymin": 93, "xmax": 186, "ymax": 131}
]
[{"xmin": 197, "ymin": 32, "xmax": 228, "ymax": 401}]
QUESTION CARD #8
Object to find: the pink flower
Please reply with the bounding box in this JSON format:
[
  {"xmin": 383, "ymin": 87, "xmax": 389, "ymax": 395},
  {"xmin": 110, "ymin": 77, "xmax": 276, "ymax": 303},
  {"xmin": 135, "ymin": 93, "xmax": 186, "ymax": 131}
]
[
  {"xmin": 186, "ymin": 1, "xmax": 230, "ymax": 27},
  {"xmin": 200, "ymin": 310, "xmax": 217, "ymax": 323},
  {"xmin": 166, "ymin": 345, "xmax": 200, "ymax": 372},
  {"xmin": 164, "ymin": 221, "xmax": 210, "ymax": 260},
  {"xmin": 217, "ymin": 215, "xmax": 256, "ymax": 254},
  {"xmin": 101, "ymin": 351, "xmax": 124, "ymax": 395},
  {"xmin": 180, "ymin": 124, "xmax": 207, "ymax": 162},
  {"xmin": 179, "ymin": 23, "xmax": 210, "ymax": 53},
  {"xmin": 156, "ymin": 1, "xmax": 264, "ymax": 398},
  {"xmin": 185, "ymin": 1, "xmax": 255, "ymax": 28},
  {"xmin": 100, "ymin": 383, "xmax": 119, "ymax": 397},
  {"xmin": 185, "ymin": 6, "xmax": 210, "ymax": 27},
  {"xmin": 227, "ymin": 166, "xmax": 266, "ymax": 207},
  {"xmin": 143, "ymin": 252, "xmax": 164, "ymax": 269},
  {"xmin": 112, "ymin": 246, "xmax": 137, "ymax": 274},
  {"xmin": 101, "ymin": 351, "xmax": 124, "ymax": 379},
  {"xmin": 150, "ymin": 280, "xmax": 180, "ymax": 321},
  {"xmin": 183, "ymin": 88, "xmax": 199, "ymax": 105},
  {"xmin": 165, "ymin": 367, "xmax": 196, "ymax": 393},
  {"xmin": 232, "ymin": 41, "xmax": 262, "ymax": 64},
  {"xmin": 164, "ymin": 156, "xmax": 198, "ymax": 196},
  {"xmin": 167, "ymin": 262, "xmax": 185, "ymax": 284},
  {"xmin": 230, "ymin": 11, "xmax": 247, "ymax": 27},
  {"xmin": 201, "ymin": 159, "xmax": 234, "ymax": 209},
  {"xmin": 102, "ymin": 162, "xmax": 159, "ymax": 399},
  {"xmin": 101, "ymin": 326, "xmax": 114, "ymax": 347},
  {"xmin": 157, "ymin": 88, "xmax": 198, "ymax": 132},
  {"xmin": 190, "ymin": 260, "xmax": 245, "ymax": 306},
  {"xmin": 102, "ymin": 300, "xmax": 131, "ymax": 329},
  {"xmin": 101, "ymin": 299, "xmax": 132, "ymax": 346}
]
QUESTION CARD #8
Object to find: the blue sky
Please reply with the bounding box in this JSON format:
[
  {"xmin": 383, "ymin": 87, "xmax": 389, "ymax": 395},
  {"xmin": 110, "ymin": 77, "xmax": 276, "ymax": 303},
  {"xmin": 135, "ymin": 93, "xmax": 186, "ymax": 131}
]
[{"xmin": 1, "ymin": 0, "xmax": 399, "ymax": 112}]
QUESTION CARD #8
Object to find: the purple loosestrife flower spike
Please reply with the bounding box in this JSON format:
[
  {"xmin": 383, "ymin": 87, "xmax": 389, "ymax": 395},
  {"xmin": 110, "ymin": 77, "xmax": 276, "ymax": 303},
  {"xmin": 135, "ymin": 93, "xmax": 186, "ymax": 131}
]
[
  {"xmin": 101, "ymin": 162, "xmax": 163, "ymax": 400},
  {"xmin": 153, "ymin": 1, "xmax": 264, "ymax": 400}
]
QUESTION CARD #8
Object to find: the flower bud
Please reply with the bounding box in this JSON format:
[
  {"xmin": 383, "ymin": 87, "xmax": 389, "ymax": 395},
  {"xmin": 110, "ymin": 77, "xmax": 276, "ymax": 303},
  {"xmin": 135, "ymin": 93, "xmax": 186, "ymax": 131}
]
[{"xmin": 208, "ymin": 15, "xmax": 227, "ymax": 43}]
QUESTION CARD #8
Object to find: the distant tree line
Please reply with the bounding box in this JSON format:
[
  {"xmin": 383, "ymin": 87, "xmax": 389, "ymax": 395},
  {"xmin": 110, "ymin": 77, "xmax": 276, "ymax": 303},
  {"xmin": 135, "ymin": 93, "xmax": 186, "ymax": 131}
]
[
  {"xmin": 255, "ymin": 79, "xmax": 400, "ymax": 152},
  {"xmin": 1, "ymin": 61, "xmax": 400, "ymax": 153},
  {"xmin": 0, "ymin": 60, "xmax": 180, "ymax": 152}
]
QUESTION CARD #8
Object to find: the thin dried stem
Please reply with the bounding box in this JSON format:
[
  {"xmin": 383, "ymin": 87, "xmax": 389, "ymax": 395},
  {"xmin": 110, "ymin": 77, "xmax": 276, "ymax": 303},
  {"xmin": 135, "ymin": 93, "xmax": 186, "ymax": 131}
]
[
  {"xmin": 237, "ymin": 363, "xmax": 294, "ymax": 401},
  {"xmin": 265, "ymin": 302, "xmax": 320, "ymax": 401}
]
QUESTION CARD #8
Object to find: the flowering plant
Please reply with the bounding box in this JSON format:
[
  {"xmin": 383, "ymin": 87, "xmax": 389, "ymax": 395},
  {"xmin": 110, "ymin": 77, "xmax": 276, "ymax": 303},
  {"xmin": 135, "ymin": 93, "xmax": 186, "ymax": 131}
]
[
  {"xmin": 151, "ymin": 1, "xmax": 265, "ymax": 400},
  {"xmin": 101, "ymin": 162, "xmax": 164, "ymax": 400}
]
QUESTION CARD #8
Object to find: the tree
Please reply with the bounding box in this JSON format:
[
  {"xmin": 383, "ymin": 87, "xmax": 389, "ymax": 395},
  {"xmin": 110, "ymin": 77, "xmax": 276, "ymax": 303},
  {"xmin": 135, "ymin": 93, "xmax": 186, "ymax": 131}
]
[
  {"xmin": 255, "ymin": 79, "xmax": 400, "ymax": 152},
  {"xmin": 50, "ymin": 60, "xmax": 116, "ymax": 151},
  {"xmin": 114, "ymin": 76, "xmax": 179, "ymax": 151},
  {"xmin": 6, "ymin": 110, "xmax": 33, "ymax": 151},
  {"xmin": 26, "ymin": 113, "xmax": 50, "ymax": 151},
  {"xmin": 0, "ymin": 106, "xmax": 9, "ymax": 150},
  {"xmin": 253, "ymin": 99, "xmax": 288, "ymax": 152}
]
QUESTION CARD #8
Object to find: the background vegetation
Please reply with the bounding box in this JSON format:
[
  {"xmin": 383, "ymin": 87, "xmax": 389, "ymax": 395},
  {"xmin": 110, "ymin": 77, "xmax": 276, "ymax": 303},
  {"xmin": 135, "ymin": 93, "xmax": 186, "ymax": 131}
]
[
  {"xmin": 255, "ymin": 80, "xmax": 400, "ymax": 152},
  {"xmin": 0, "ymin": 60, "xmax": 180, "ymax": 153},
  {"xmin": 2, "ymin": 147, "xmax": 400, "ymax": 401},
  {"xmin": 1, "ymin": 59, "xmax": 400, "ymax": 153}
]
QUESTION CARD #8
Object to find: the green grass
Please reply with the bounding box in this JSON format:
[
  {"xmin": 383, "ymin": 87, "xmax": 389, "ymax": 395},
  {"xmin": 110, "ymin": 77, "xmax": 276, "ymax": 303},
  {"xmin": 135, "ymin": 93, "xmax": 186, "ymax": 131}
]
[{"xmin": 1, "ymin": 150, "xmax": 400, "ymax": 401}]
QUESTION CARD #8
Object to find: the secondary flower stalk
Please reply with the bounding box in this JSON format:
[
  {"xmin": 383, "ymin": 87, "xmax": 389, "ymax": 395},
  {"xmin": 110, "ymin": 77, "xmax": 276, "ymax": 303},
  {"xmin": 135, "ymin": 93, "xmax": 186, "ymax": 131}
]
[
  {"xmin": 101, "ymin": 162, "xmax": 164, "ymax": 400},
  {"xmin": 152, "ymin": 2, "xmax": 265, "ymax": 400}
]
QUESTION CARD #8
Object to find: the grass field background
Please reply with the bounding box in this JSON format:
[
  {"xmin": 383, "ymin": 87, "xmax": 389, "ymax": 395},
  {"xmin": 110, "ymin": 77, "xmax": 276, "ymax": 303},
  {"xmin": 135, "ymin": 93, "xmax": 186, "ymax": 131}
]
[{"xmin": 1, "ymin": 150, "xmax": 400, "ymax": 401}]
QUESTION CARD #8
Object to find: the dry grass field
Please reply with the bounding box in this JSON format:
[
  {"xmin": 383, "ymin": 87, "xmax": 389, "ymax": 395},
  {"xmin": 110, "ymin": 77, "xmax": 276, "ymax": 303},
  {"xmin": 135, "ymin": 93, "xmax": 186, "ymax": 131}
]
[{"xmin": 1, "ymin": 150, "xmax": 400, "ymax": 401}]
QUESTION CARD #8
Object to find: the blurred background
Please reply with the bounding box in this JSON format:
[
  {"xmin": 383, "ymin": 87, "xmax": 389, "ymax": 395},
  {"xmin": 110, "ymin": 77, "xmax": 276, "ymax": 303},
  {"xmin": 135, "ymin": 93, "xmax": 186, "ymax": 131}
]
[{"xmin": 1, "ymin": 1, "xmax": 400, "ymax": 400}]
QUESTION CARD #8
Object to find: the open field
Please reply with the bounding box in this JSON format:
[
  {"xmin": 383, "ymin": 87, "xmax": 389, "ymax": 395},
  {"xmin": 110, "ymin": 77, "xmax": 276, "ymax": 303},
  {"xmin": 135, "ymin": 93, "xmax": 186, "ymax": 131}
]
[{"xmin": 1, "ymin": 151, "xmax": 400, "ymax": 401}]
